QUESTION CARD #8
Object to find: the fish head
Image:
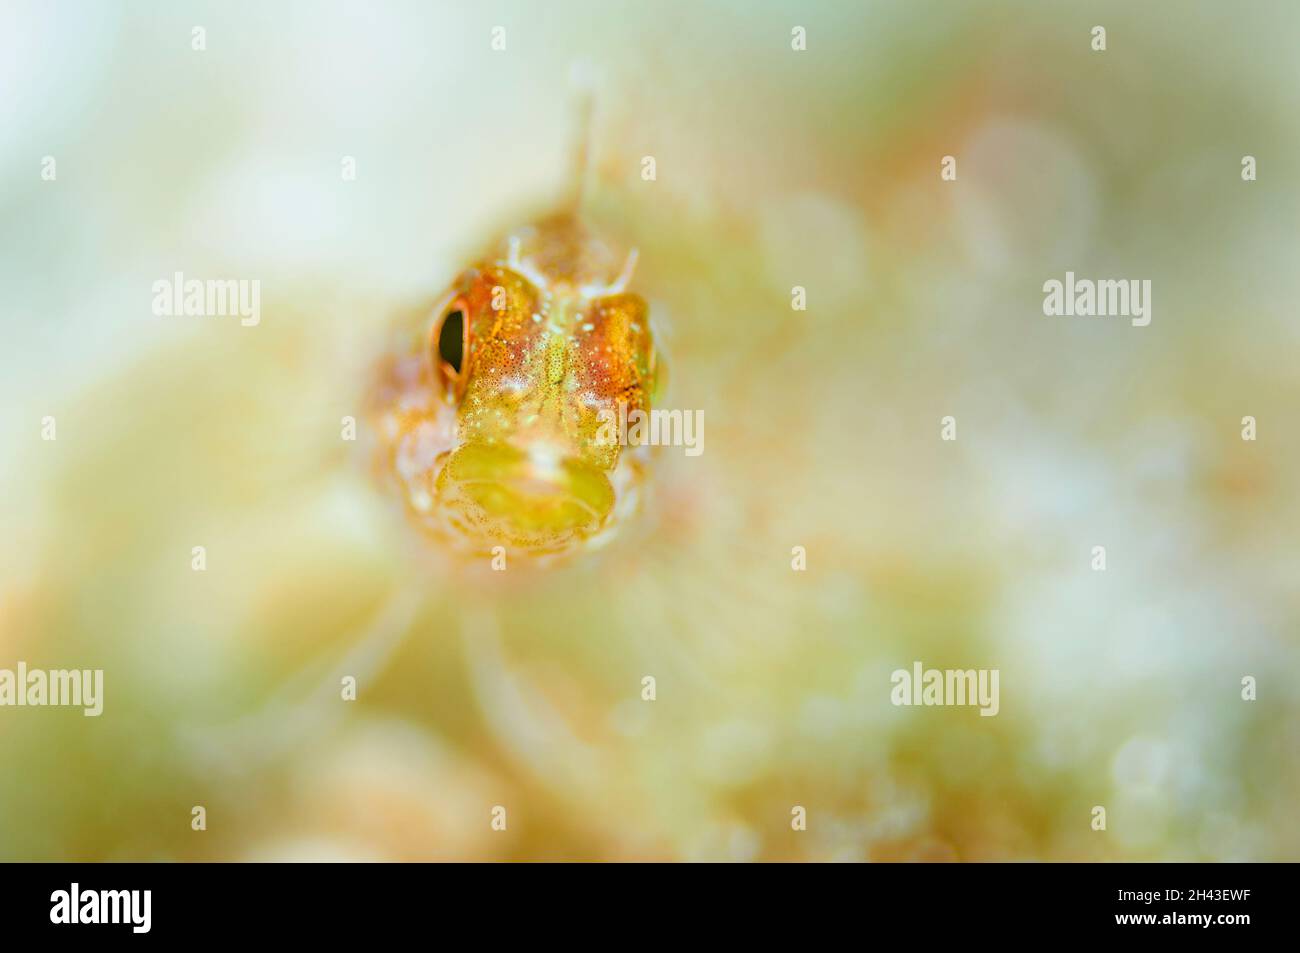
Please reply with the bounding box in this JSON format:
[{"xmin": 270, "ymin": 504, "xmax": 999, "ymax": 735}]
[{"xmin": 374, "ymin": 214, "xmax": 660, "ymax": 558}]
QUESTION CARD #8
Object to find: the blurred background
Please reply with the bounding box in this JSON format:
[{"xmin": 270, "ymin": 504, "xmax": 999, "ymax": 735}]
[{"xmin": 1, "ymin": 0, "xmax": 1298, "ymax": 861}]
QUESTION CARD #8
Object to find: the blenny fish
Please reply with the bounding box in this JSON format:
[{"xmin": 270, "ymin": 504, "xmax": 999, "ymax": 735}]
[{"xmin": 369, "ymin": 120, "xmax": 662, "ymax": 559}]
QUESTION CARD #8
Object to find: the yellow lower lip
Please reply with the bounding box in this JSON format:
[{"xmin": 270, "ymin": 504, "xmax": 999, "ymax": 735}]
[{"xmin": 435, "ymin": 442, "xmax": 614, "ymax": 544}]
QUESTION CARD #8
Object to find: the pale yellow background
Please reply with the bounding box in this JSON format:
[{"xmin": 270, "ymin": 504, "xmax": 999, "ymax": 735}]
[{"xmin": 1, "ymin": 0, "xmax": 1297, "ymax": 860}]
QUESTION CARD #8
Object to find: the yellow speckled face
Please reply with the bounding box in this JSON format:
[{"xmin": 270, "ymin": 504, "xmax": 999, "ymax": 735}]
[{"xmin": 372, "ymin": 213, "xmax": 660, "ymax": 558}]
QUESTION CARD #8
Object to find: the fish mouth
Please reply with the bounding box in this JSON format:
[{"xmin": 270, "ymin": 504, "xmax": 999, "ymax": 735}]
[{"xmin": 433, "ymin": 441, "xmax": 615, "ymax": 552}]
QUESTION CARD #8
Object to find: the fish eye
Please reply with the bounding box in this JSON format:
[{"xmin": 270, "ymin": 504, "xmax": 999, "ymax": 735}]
[{"xmin": 434, "ymin": 301, "xmax": 466, "ymax": 384}]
